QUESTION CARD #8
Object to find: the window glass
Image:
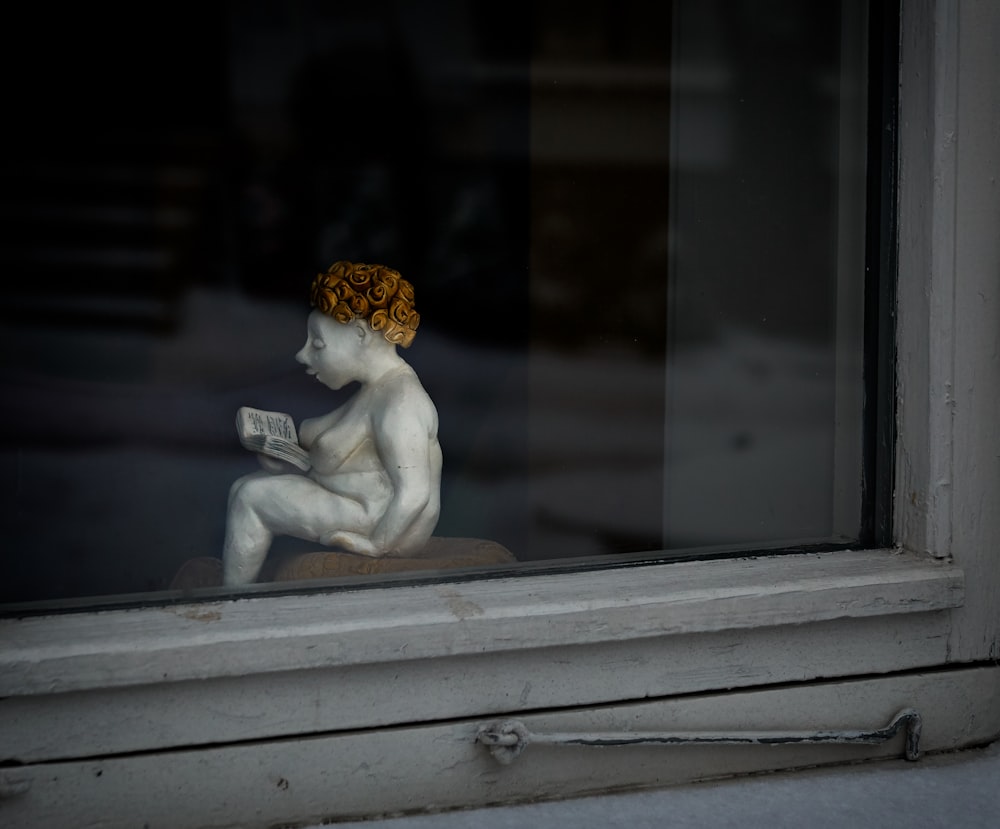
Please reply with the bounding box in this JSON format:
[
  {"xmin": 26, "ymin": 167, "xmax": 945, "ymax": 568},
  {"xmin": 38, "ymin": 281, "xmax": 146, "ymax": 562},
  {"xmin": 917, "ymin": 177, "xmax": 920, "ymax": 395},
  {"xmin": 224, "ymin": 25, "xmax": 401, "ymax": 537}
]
[{"xmin": 1, "ymin": 0, "xmax": 872, "ymax": 606}]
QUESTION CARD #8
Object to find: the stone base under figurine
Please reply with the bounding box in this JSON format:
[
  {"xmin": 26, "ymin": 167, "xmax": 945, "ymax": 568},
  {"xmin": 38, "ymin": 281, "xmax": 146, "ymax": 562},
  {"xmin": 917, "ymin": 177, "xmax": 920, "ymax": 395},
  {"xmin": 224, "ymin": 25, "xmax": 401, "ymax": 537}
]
[{"xmin": 170, "ymin": 537, "xmax": 516, "ymax": 590}]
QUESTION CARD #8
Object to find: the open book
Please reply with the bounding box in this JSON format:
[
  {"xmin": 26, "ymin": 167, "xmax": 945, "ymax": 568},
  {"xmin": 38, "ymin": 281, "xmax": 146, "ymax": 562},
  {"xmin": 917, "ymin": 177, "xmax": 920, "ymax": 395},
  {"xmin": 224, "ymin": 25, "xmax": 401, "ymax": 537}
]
[{"xmin": 235, "ymin": 407, "xmax": 311, "ymax": 472}]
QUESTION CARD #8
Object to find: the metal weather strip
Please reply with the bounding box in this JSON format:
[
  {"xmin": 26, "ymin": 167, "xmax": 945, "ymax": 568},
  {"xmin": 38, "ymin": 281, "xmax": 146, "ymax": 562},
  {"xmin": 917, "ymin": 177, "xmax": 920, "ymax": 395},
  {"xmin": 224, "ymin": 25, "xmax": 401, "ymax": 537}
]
[{"xmin": 476, "ymin": 708, "xmax": 922, "ymax": 765}]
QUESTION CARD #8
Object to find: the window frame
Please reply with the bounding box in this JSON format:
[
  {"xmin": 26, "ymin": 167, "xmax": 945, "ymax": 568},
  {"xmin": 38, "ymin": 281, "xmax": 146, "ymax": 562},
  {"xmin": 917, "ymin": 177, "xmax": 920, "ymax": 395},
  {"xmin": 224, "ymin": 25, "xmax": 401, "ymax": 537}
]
[{"xmin": 2, "ymin": 0, "xmax": 999, "ymax": 823}]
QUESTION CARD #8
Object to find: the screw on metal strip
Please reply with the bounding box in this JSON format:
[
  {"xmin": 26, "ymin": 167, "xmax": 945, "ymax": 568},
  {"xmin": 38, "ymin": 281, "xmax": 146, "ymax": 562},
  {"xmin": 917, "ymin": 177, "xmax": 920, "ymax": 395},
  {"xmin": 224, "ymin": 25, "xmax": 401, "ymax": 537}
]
[
  {"xmin": 476, "ymin": 708, "xmax": 922, "ymax": 765},
  {"xmin": 476, "ymin": 719, "xmax": 531, "ymax": 765}
]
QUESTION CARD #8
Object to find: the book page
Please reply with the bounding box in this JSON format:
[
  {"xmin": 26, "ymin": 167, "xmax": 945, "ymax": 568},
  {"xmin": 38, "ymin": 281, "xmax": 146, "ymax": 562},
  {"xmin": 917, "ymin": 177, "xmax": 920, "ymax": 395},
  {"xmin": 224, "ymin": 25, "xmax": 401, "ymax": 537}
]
[{"xmin": 237, "ymin": 407, "xmax": 298, "ymax": 444}]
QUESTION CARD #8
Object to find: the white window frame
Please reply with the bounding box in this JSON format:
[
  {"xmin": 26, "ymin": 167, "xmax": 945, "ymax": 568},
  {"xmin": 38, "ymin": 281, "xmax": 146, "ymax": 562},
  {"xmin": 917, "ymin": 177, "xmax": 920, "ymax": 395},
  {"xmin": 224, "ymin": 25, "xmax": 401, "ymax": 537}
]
[{"xmin": 2, "ymin": 2, "xmax": 998, "ymax": 826}]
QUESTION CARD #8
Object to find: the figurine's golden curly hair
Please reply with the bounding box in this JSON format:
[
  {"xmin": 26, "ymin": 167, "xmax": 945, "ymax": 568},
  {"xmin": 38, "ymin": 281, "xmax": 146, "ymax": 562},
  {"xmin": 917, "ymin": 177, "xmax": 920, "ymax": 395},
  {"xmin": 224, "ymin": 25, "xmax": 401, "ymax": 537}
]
[{"xmin": 310, "ymin": 261, "xmax": 420, "ymax": 348}]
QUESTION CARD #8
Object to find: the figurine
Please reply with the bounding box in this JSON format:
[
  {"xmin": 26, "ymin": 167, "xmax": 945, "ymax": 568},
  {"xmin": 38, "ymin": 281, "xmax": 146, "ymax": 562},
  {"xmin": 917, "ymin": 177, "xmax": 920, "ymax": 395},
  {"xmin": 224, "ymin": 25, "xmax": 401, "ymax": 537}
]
[{"xmin": 223, "ymin": 261, "xmax": 442, "ymax": 587}]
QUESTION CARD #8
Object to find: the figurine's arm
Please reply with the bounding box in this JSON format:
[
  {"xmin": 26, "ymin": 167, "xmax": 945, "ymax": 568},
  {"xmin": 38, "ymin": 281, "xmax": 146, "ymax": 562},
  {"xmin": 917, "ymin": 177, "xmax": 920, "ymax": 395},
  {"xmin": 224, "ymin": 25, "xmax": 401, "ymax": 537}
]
[{"xmin": 328, "ymin": 390, "xmax": 435, "ymax": 556}]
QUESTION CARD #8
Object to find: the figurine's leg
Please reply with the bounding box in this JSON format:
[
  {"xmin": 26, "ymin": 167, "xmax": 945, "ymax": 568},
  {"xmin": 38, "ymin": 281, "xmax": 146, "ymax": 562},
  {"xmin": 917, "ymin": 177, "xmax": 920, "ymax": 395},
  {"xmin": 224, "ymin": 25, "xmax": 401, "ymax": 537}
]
[
  {"xmin": 223, "ymin": 473, "xmax": 277, "ymax": 586},
  {"xmin": 223, "ymin": 472, "xmax": 372, "ymax": 586}
]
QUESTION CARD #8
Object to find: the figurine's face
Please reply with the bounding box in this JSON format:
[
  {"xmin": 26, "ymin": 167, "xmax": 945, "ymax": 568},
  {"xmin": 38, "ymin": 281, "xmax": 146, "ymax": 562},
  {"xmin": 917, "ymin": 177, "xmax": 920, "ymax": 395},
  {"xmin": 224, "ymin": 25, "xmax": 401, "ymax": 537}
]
[{"xmin": 295, "ymin": 311, "xmax": 366, "ymax": 390}]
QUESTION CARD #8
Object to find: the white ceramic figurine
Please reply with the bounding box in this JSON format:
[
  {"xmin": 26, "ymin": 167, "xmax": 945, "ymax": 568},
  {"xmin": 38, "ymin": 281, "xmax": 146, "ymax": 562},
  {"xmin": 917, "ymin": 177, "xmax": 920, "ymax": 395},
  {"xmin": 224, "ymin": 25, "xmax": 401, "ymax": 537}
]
[{"xmin": 223, "ymin": 261, "xmax": 442, "ymax": 587}]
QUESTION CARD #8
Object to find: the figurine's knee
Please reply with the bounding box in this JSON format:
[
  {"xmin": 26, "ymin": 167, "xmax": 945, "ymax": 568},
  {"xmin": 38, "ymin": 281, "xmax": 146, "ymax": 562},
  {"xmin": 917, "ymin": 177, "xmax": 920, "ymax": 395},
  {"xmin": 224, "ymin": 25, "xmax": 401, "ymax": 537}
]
[
  {"xmin": 230, "ymin": 475, "xmax": 276, "ymax": 518},
  {"xmin": 227, "ymin": 472, "xmax": 260, "ymax": 506}
]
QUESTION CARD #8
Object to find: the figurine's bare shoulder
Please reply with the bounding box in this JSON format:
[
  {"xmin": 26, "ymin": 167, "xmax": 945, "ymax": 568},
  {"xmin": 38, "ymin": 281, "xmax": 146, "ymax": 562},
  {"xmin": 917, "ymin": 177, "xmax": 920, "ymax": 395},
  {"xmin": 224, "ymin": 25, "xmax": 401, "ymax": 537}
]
[{"xmin": 371, "ymin": 367, "xmax": 439, "ymax": 437}]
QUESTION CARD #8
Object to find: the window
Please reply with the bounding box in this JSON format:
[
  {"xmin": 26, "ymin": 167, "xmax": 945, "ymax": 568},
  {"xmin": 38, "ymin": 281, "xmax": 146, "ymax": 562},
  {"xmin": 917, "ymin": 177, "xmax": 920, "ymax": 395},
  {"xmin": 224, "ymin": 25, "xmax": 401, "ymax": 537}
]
[
  {"xmin": 6, "ymin": 0, "xmax": 876, "ymax": 608},
  {"xmin": 2, "ymin": 1, "xmax": 998, "ymax": 827}
]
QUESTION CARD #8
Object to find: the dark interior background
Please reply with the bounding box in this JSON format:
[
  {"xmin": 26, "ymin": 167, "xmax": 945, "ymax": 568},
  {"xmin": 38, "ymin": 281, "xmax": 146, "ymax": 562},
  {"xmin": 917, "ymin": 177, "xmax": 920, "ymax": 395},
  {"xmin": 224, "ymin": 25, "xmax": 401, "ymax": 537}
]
[{"xmin": 0, "ymin": 1, "xmax": 862, "ymax": 604}]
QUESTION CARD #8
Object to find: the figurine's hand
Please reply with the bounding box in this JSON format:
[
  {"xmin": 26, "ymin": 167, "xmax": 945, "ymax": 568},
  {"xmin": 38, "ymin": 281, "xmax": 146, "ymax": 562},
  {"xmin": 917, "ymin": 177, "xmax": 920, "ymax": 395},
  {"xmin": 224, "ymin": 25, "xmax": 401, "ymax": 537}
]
[
  {"xmin": 322, "ymin": 530, "xmax": 381, "ymax": 557},
  {"xmin": 257, "ymin": 454, "xmax": 302, "ymax": 475}
]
